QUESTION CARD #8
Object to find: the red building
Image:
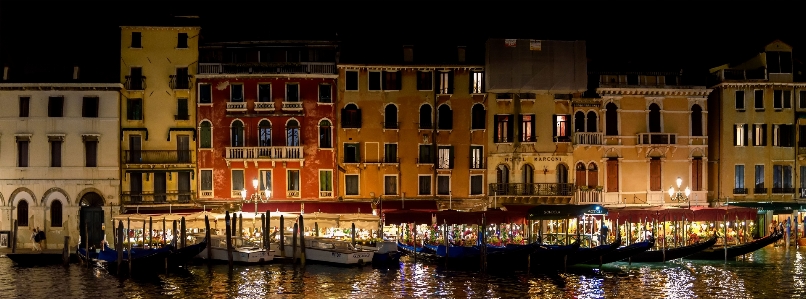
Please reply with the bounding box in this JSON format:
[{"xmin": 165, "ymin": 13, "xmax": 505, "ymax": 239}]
[{"xmin": 196, "ymin": 40, "xmax": 338, "ymax": 211}]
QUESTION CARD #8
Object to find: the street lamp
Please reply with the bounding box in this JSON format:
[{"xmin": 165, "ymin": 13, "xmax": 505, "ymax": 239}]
[
  {"xmin": 668, "ymin": 176, "xmax": 692, "ymax": 208},
  {"xmin": 244, "ymin": 178, "xmax": 270, "ymax": 214}
]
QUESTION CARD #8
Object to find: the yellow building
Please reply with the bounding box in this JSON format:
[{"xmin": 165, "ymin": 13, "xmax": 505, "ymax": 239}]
[
  {"xmin": 336, "ymin": 44, "xmax": 487, "ymax": 209},
  {"xmin": 119, "ymin": 26, "xmax": 200, "ymax": 212},
  {"xmin": 593, "ymin": 71, "xmax": 711, "ymax": 206},
  {"xmin": 708, "ymin": 40, "xmax": 805, "ymax": 233}
]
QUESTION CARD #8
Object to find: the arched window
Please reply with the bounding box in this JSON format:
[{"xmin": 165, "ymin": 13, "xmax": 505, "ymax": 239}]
[
  {"xmin": 587, "ymin": 163, "xmax": 599, "ymax": 188},
  {"xmin": 575, "ymin": 162, "xmax": 586, "ymax": 188},
  {"xmin": 606, "ymin": 103, "xmax": 618, "ymax": 136},
  {"xmin": 691, "ymin": 104, "xmax": 703, "ymax": 136},
  {"xmin": 438, "ymin": 104, "xmax": 453, "ymax": 130},
  {"xmin": 200, "ymin": 121, "xmax": 212, "ymax": 148},
  {"xmin": 384, "ymin": 104, "xmax": 398, "ymax": 129},
  {"xmin": 574, "ymin": 111, "xmax": 585, "ymax": 132},
  {"xmin": 51, "ymin": 200, "xmax": 62, "ymax": 227},
  {"xmin": 341, "ymin": 104, "xmax": 361, "ymax": 128},
  {"xmin": 231, "ymin": 120, "xmax": 244, "ymax": 147},
  {"xmin": 471, "ymin": 104, "xmax": 486, "ymax": 130},
  {"xmin": 286, "ymin": 120, "xmax": 300, "ymax": 146},
  {"xmin": 586, "ymin": 111, "xmax": 598, "ymax": 132},
  {"xmin": 419, "ymin": 104, "xmax": 432, "ymax": 129},
  {"xmin": 557, "ymin": 164, "xmax": 569, "ymax": 195},
  {"xmin": 497, "ymin": 165, "xmax": 510, "ymax": 195},
  {"xmin": 648, "ymin": 103, "xmax": 661, "ymax": 133},
  {"xmin": 319, "ymin": 119, "xmax": 332, "ymax": 148},
  {"xmin": 258, "ymin": 120, "xmax": 271, "ymax": 147},
  {"xmin": 17, "ymin": 200, "xmax": 28, "ymax": 226}
]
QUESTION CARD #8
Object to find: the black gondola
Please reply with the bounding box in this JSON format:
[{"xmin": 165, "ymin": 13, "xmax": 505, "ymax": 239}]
[
  {"xmin": 168, "ymin": 239, "xmax": 207, "ymax": 268},
  {"xmin": 5, "ymin": 252, "xmax": 65, "ymax": 266},
  {"xmin": 584, "ymin": 237, "xmax": 655, "ymax": 265},
  {"xmin": 529, "ymin": 241, "xmax": 581, "ymax": 269},
  {"xmin": 686, "ymin": 231, "xmax": 783, "ymax": 260},
  {"xmin": 628, "ymin": 235, "xmax": 718, "ymax": 263},
  {"xmin": 566, "ymin": 236, "xmax": 623, "ymax": 266}
]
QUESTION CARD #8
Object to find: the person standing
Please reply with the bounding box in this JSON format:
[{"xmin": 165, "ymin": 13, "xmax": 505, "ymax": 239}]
[
  {"xmin": 600, "ymin": 224, "xmax": 609, "ymax": 245},
  {"xmin": 30, "ymin": 228, "xmax": 40, "ymax": 251},
  {"xmin": 37, "ymin": 227, "xmax": 46, "ymax": 250}
]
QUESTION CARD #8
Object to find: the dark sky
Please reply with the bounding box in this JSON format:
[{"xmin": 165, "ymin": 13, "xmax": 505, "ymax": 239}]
[{"xmin": 1, "ymin": 0, "xmax": 803, "ymax": 81}]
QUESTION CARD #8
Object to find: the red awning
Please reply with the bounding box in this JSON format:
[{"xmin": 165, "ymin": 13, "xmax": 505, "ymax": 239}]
[
  {"xmin": 383, "ymin": 209, "xmax": 525, "ymax": 226},
  {"xmin": 122, "ymin": 208, "xmax": 206, "ymax": 214},
  {"xmin": 606, "ymin": 207, "xmax": 694, "ymax": 222},
  {"xmin": 249, "ymin": 201, "xmax": 374, "ymax": 214},
  {"xmin": 691, "ymin": 206, "xmax": 758, "ymax": 221},
  {"xmin": 378, "ymin": 200, "xmax": 437, "ymax": 210},
  {"xmin": 384, "ymin": 209, "xmax": 434, "ymax": 224}
]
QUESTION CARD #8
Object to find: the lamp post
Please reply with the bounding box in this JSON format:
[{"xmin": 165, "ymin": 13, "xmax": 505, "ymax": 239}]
[
  {"xmin": 668, "ymin": 176, "xmax": 692, "ymax": 208},
  {"xmin": 243, "ymin": 178, "xmax": 270, "ymax": 214}
]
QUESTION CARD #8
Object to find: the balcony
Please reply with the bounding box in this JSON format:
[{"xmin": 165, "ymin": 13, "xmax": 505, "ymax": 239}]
[
  {"xmin": 174, "ymin": 114, "xmax": 190, "ymax": 121},
  {"xmin": 287, "ymin": 190, "xmax": 300, "ymax": 198},
  {"xmin": 489, "ymin": 183, "xmax": 574, "ymax": 197},
  {"xmin": 733, "ymin": 188, "xmax": 748, "ymax": 194},
  {"xmin": 383, "ymin": 122, "xmax": 400, "ymax": 130},
  {"xmin": 281, "ymin": 102, "xmax": 303, "ymax": 112},
  {"xmin": 254, "ymin": 102, "xmax": 275, "ymax": 112},
  {"xmin": 319, "ymin": 191, "xmax": 333, "ymax": 198},
  {"xmin": 772, "ymin": 187, "xmax": 795, "ymax": 194},
  {"xmin": 226, "ymin": 102, "xmax": 247, "ymax": 112},
  {"xmin": 225, "ymin": 146, "xmax": 303, "ymax": 164},
  {"xmin": 573, "ymin": 132, "xmax": 603, "ymax": 145},
  {"xmin": 753, "ymin": 187, "xmax": 768, "ymax": 194},
  {"xmin": 121, "ymin": 191, "xmax": 195, "ymax": 205},
  {"xmin": 200, "ymin": 190, "xmax": 214, "ymax": 198},
  {"xmin": 637, "ymin": 133, "xmax": 677, "ymax": 145},
  {"xmin": 576, "ymin": 188, "xmax": 603, "ymax": 204},
  {"xmin": 197, "ymin": 62, "xmax": 337, "ymax": 75},
  {"xmin": 124, "ymin": 76, "xmax": 146, "ymax": 90},
  {"xmin": 710, "ymin": 68, "xmax": 767, "ymax": 83},
  {"xmin": 123, "ymin": 150, "xmax": 194, "ymax": 164},
  {"xmin": 169, "ymin": 75, "xmax": 191, "ymax": 90}
]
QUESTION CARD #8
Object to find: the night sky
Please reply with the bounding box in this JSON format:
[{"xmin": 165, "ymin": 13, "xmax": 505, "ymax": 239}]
[{"xmin": 0, "ymin": 0, "xmax": 802, "ymax": 84}]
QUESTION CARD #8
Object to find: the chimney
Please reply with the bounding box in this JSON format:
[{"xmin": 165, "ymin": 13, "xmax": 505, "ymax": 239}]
[
  {"xmin": 73, "ymin": 66, "xmax": 80, "ymax": 80},
  {"xmin": 403, "ymin": 45, "xmax": 414, "ymax": 63},
  {"xmin": 457, "ymin": 46, "xmax": 466, "ymax": 63},
  {"xmin": 2, "ymin": 66, "xmax": 8, "ymax": 80}
]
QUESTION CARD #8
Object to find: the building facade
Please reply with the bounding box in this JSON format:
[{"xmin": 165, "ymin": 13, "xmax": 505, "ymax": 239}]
[
  {"xmin": 195, "ymin": 40, "xmax": 338, "ymax": 210},
  {"xmin": 0, "ymin": 83, "xmax": 120, "ymax": 249},
  {"xmin": 336, "ymin": 44, "xmax": 487, "ymax": 210},
  {"xmin": 119, "ymin": 26, "xmax": 200, "ymax": 212}
]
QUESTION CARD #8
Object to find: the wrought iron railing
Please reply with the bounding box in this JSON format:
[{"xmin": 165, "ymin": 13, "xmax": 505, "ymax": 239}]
[
  {"xmin": 488, "ymin": 183, "xmax": 575, "ymax": 196},
  {"xmin": 121, "ymin": 191, "xmax": 195, "ymax": 204},
  {"xmin": 574, "ymin": 132, "xmax": 603, "ymax": 145},
  {"xmin": 733, "ymin": 188, "xmax": 748, "ymax": 194},
  {"xmin": 123, "ymin": 150, "xmax": 194, "ymax": 164},
  {"xmin": 225, "ymin": 146, "xmax": 303, "ymax": 160},
  {"xmin": 197, "ymin": 62, "xmax": 337, "ymax": 75},
  {"xmin": 772, "ymin": 187, "xmax": 795, "ymax": 194},
  {"xmin": 124, "ymin": 76, "xmax": 146, "ymax": 90},
  {"xmin": 169, "ymin": 75, "xmax": 191, "ymax": 89}
]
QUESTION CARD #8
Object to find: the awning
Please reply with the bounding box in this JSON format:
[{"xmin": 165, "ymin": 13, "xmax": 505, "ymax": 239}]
[
  {"xmin": 526, "ymin": 204, "xmax": 607, "ymax": 220},
  {"xmin": 378, "ymin": 200, "xmax": 437, "ymax": 210},
  {"xmin": 727, "ymin": 201, "xmax": 806, "ymax": 212},
  {"xmin": 383, "ymin": 209, "xmax": 525, "ymax": 226},
  {"xmin": 383, "ymin": 209, "xmax": 434, "ymax": 225},
  {"xmin": 691, "ymin": 206, "xmax": 759, "ymax": 221},
  {"xmin": 606, "ymin": 207, "xmax": 695, "ymax": 222},
  {"xmin": 248, "ymin": 201, "xmax": 373, "ymax": 214}
]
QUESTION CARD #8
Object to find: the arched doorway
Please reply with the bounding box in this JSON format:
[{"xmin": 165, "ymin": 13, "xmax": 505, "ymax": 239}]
[{"xmin": 79, "ymin": 192, "xmax": 104, "ymax": 249}]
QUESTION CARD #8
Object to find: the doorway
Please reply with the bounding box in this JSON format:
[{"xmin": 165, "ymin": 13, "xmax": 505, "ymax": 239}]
[{"xmin": 79, "ymin": 192, "xmax": 105, "ymax": 249}]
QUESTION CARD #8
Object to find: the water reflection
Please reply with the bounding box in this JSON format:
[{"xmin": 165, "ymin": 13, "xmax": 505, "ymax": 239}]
[{"xmin": 1, "ymin": 247, "xmax": 806, "ymax": 298}]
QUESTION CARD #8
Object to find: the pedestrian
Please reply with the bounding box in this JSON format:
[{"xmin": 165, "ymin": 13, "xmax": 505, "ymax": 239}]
[
  {"xmin": 600, "ymin": 224, "xmax": 609, "ymax": 245},
  {"xmin": 31, "ymin": 228, "xmax": 40, "ymax": 252},
  {"xmin": 37, "ymin": 227, "xmax": 46, "ymax": 250}
]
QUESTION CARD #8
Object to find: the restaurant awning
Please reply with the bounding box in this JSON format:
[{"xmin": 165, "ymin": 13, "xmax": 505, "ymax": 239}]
[
  {"xmin": 248, "ymin": 201, "xmax": 374, "ymax": 214},
  {"xmin": 377, "ymin": 200, "xmax": 437, "ymax": 210},
  {"xmin": 691, "ymin": 206, "xmax": 759, "ymax": 221},
  {"xmin": 606, "ymin": 207, "xmax": 695, "ymax": 222},
  {"xmin": 383, "ymin": 209, "xmax": 434, "ymax": 225},
  {"xmin": 727, "ymin": 201, "xmax": 806, "ymax": 212},
  {"xmin": 526, "ymin": 204, "xmax": 607, "ymax": 220}
]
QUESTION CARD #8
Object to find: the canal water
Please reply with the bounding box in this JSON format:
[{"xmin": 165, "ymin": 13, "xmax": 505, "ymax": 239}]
[{"xmin": 1, "ymin": 247, "xmax": 804, "ymax": 299}]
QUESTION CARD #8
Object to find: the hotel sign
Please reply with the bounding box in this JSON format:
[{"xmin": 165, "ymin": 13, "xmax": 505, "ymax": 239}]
[{"xmin": 503, "ymin": 156, "xmax": 567, "ymax": 162}]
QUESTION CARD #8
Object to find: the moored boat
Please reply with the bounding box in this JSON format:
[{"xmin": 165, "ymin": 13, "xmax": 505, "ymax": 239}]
[
  {"xmin": 584, "ymin": 237, "xmax": 655, "ymax": 265},
  {"xmin": 357, "ymin": 240, "xmax": 401, "ymax": 267},
  {"xmin": 197, "ymin": 235, "xmax": 273, "ymax": 264},
  {"xmin": 628, "ymin": 235, "xmax": 717, "ymax": 263},
  {"xmin": 566, "ymin": 236, "xmax": 623, "ymax": 266},
  {"xmin": 686, "ymin": 231, "xmax": 784, "ymax": 260},
  {"xmin": 271, "ymin": 237, "xmax": 374, "ymax": 266}
]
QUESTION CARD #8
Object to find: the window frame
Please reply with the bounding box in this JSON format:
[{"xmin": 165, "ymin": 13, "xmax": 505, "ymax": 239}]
[
  {"xmin": 384, "ymin": 143, "xmax": 398, "ymax": 163},
  {"xmin": 318, "ymin": 83, "xmax": 332, "ymax": 103},
  {"xmin": 319, "ymin": 170, "xmax": 333, "ymax": 195},
  {"xmin": 470, "ymin": 71, "xmax": 484, "ymax": 94},
  {"xmin": 734, "ymin": 164, "xmax": 745, "ymax": 190},
  {"xmin": 230, "ymin": 84, "xmax": 244, "ymax": 102},
  {"xmin": 382, "ymin": 71, "xmax": 401, "ymax": 91},
  {"xmin": 345, "ymin": 174, "xmax": 360, "ymax": 196},
  {"xmin": 258, "ymin": 83, "xmax": 272, "ymax": 103},
  {"xmin": 318, "ymin": 119, "xmax": 333, "ymax": 149},
  {"xmin": 82, "ymin": 96, "xmax": 100, "ymax": 118},
  {"xmin": 84, "ymin": 138, "xmax": 98, "ymax": 167},
  {"xmin": 199, "ymin": 120, "xmax": 213, "ymax": 149},
  {"xmin": 343, "ymin": 143, "xmax": 361, "ymax": 163},
  {"xmin": 49, "ymin": 137, "xmax": 63, "ymax": 167},
  {"xmin": 345, "ymin": 70, "xmax": 359, "ymax": 91},
  {"xmin": 287, "ymin": 169, "xmax": 301, "ymax": 197},
  {"xmin": 417, "ymin": 71, "xmax": 433, "ymax": 91},
  {"xmin": 735, "ymin": 90, "xmax": 745, "ymax": 110},
  {"xmin": 470, "ymin": 145, "xmax": 484, "ymax": 169},
  {"xmin": 520, "ymin": 114, "xmax": 536, "ymax": 142},
  {"xmin": 16, "ymin": 137, "xmax": 29, "ymax": 167},
  {"xmin": 177, "ymin": 33, "xmax": 188, "ymax": 49},
  {"xmin": 418, "ymin": 175, "xmax": 432, "ymax": 196},
  {"xmin": 231, "ymin": 169, "xmax": 245, "ymax": 194},
  {"xmin": 200, "ymin": 169, "xmax": 214, "ymax": 193},
  {"xmin": 437, "ymin": 71, "xmax": 453, "ymax": 95},
  {"xmin": 437, "ymin": 175, "xmax": 451, "ymax": 195},
  {"xmin": 48, "ymin": 96, "xmax": 64, "ymax": 117},
  {"xmin": 50, "ymin": 200, "xmax": 63, "ymax": 227},
  {"xmin": 199, "ymin": 84, "xmax": 212, "ymax": 105},
  {"xmin": 368, "ymin": 71, "xmax": 382, "ymax": 91},
  {"xmin": 383, "ymin": 175, "xmax": 398, "ymax": 195},
  {"xmin": 131, "ymin": 32, "xmax": 142, "ymax": 49},
  {"xmin": 754, "ymin": 89, "xmax": 764, "ymax": 110},
  {"xmin": 470, "ymin": 174, "xmax": 484, "ymax": 195},
  {"xmin": 19, "ymin": 96, "xmax": 30, "ymax": 117},
  {"xmin": 285, "ymin": 83, "xmax": 300, "ymax": 102}
]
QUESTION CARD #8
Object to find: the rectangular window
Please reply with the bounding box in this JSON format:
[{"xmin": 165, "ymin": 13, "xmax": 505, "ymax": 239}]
[
  {"xmin": 50, "ymin": 139, "xmax": 62, "ymax": 167},
  {"xmin": 754, "ymin": 90, "xmax": 764, "ymax": 109},
  {"xmin": 345, "ymin": 174, "xmax": 359, "ymax": 195},
  {"xmin": 127, "ymin": 98, "xmax": 143, "ymax": 120},
  {"xmin": 520, "ymin": 114, "xmax": 535, "ymax": 142},
  {"xmin": 753, "ymin": 124, "xmax": 767, "ymax": 146},
  {"xmin": 384, "ymin": 144, "xmax": 398, "ymax": 163},
  {"xmin": 735, "ymin": 90, "xmax": 745, "ymax": 110},
  {"xmin": 734, "ymin": 165, "xmax": 745, "ymax": 189},
  {"xmin": 177, "ymin": 33, "xmax": 188, "ymax": 48},
  {"xmin": 344, "ymin": 143, "xmax": 360, "ymax": 163},
  {"xmin": 649, "ymin": 158, "xmax": 661, "ymax": 191},
  {"xmin": 437, "ymin": 175, "xmax": 450, "ymax": 195},
  {"xmin": 174, "ymin": 67, "xmax": 189, "ymax": 89},
  {"xmin": 767, "ymin": 51, "xmax": 793, "ymax": 73},
  {"xmin": 470, "ymin": 146, "xmax": 483, "ymax": 169},
  {"xmin": 48, "ymin": 96, "xmax": 64, "ymax": 117},
  {"xmin": 17, "ymin": 138, "xmax": 29, "ymax": 167},
  {"xmin": 345, "ymin": 71, "xmax": 358, "ymax": 91},
  {"xmin": 176, "ymin": 98, "xmax": 188, "ymax": 120},
  {"xmin": 774, "ymin": 124, "xmax": 793, "ymax": 147},
  {"xmin": 368, "ymin": 71, "xmax": 382, "ymax": 91},
  {"xmin": 784, "ymin": 90, "xmax": 792, "ymax": 108},
  {"xmin": 232, "ymin": 170, "xmax": 244, "ymax": 191},
  {"xmin": 417, "ymin": 71, "xmax": 433, "ymax": 91},
  {"xmin": 554, "ymin": 114, "xmax": 570, "ymax": 142},
  {"xmin": 319, "ymin": 170, "xmax": 333, "ymax": 193},
  {"xmin": 231, "ymin": 84, "xmax": 243, "ymax": 102},
  {"xmin": 287, "ymin": 170, "xmax": 300, "ymax": 194},
  {"xmin": 734, "ymin": 124, "xmax": 747, "ymax": 146},
  {"xmin": 470, "ymin": 71, "xmax": 484, "ymax": 94},
  {"xmin": 772, "ymin": 165, "xmax": 793, "ymax": 191},
  {"xmin": 800, "ymin": 91, "xmax": 806, "ymax": 109},
  {"xmin": 19, "ymin": 97, "xmax": 29, "ymax": 117},
  {"xmin": 259, "ymin": 170, "xmax": 272, "ymax": 192},
  {"xmin": 84, "ymin": 139, "xmax": 98, "ymax": 167},
  {"xmin": 200, "ymin": 170, "xmax": 213, "ymax": 191},
  {"xmin": 286, "ymin": 84, "xmax": 299, "ymax": 102},
  {"xmin": 258, "ymin": 83, "xmax": 271, "ymax": 102},
  {"xmin": 774, "ymin": 90, "xmax": 783, "ymax": 109},
  {"xmin": 418, "ymin": 175, "xmax": 431, "ymax": 195},
  {"xmin": 319, "ymin": 84, "xmax": 332, "ymax": 103},
  {"xmin": 692, "ymin": 158, "xmax": 703, "ymax": 191},
  {"xmin": 438, "ymin": 71, "xmax": 453, "ymax": 94},
  {"xmin": 470, "ymin": 175, "xmax": 483, "ymax": 195},
  {"xmin": 383, "ymin": 71, "xmax": 400, "ymax": 90},
  {"xmin": 384, "ymin": 176, "xmax": 397, "ymax": 195},
  {"xmin": 495, "ymin": 115, "xmax": 513, "ymax": 143},
  {"xmin": 755, "ymin": 165, "xmax": 765, "ymax": 189},
  {"xmin": 199, "ymin": 84, "xmax": 212, "ymax": 104},
  {"xmin": 438, "ymin": 146, "xmax": 454, "ymax": 169},
  {"xmin": 606, "ymin": 158, "xmax": 619, "ymax": 192},
  {"xmin": 131, "ymin": 32, "xmax": 141, "ymax": 48},
  {"xmin": 418, "ymin": 144, "xmax": 433, "ymax": 163},
  {"xmin": 82, "ymin": 97, "xmax": 99, "ymax": 118}
]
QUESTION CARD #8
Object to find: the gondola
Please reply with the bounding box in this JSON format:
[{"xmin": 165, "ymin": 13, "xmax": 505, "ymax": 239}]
[
  {"xmin": 5, "ymin": 252, "xmax": 65, "ymax": 266},
  {"xmin": 77, "ymin": 244, "xmax": 175, "ymax": 274},
  {"xmin": 686, "ymin": 231, "xmax": 784, "ymax": 260},
  {"xmin": 565, "ymin": 236, "xmax": 623, "ymax": 266},
  {"xmin": 168, "ymin": 239, "xmax": 207, "ymax": 268},
  {"xmin": 529, "ymin": 241, "xmax": 581, "ymax": 269},
  {"xmin": 583, "ymin": 237, "xmax": 655, "ymax": 265},
  {"xmin": 397, "ymin": 242, "xmax": 441, "ymax": 262},
  {"xmin": 628, "ymin": 235, "xmax": 717, "ymax": 263}
]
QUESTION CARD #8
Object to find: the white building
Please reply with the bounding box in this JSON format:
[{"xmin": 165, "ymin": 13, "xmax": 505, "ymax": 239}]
[{"xmin": 0, "ymin": 83, "xmax": 121, "ymax": 250}]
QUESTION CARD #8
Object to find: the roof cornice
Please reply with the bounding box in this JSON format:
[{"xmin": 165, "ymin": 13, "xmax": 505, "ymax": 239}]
[
  {"xmin": 596, "ymin": 87, "xmax": 711, "ymax": 97},
  {"xmin": 711, "ymin": 82, "xmax": 806, "ymax": 88},
  {"xmin": 338, "ymin": 64, "xmax": 483, "ymax": 70}
]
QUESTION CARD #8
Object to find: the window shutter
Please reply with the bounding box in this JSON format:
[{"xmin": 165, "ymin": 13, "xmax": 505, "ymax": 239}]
[
  {"xmin": 469, "ymin": 72, "xmax": 474, "ymax": 94},
  {"xmin": 507, "ymin": 114, "xmax": 514, "ymax": 142},
  {"xmin": 530, "ymin": 117, "xmax": 536, "ymax": 142},
  {"xmin": 552, "ymin": 115, "xmax": 558, "ymax": 138},
  {"xmin": 607, "ymin": 159, "xmax": 619, "ymax": 192},
  {"xmin": 356, "ymin": 109, "xmax": 362, "ymax": 128},
  {"xmin": 447, "ymin": 109, "xmax": 453, "ymax": 129},
  {"xmin": 650, "ymin": 159, "xmax": 661, "ymax": 191},
  {"xmin": 482, "ymin": 109, "xmax": 487, "ymax": 130},
  {"xmin": 449, "ymin": 146, "xmax": 455, "ymax": 169},
  {"xmin": 518, "ymin": 115, "xmax": 524, "ymax": 141},
  {"xmin": 493, "ymin": 116, "xmax": 500, "ymax": 143},
  {"xmin": 693, "ymin": 158, "xmax": 703, "ymax": 191},
  {"xmin": 733, "ymin": 124, "xmax": 737, "ymax": 145},
  {"xmin": 448, "ymin": 71, "xmax": 454, "ymax": 94},
  {"xmin": 396, "ymin": 72, "xmax": 402, "ymax": 90},
  {"xmin": 340, "ymin": 109, "xmax": 348, "ymax": 127},
  {"xmin": 762, "ymin": 124, "xmax": 767, "ymax": 146}
]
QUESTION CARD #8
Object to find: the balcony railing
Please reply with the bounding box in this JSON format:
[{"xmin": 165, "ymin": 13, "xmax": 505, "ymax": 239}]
[
  {"xmin": 753, "ymin": 187, "xmax": 768, "ymax": 194},
  {"xmin": 733, "ymin": 188, "xmax": 748, "ymax": 194},
  {"xmin": 226, "ymin": 102, "xmax": 247, "ymax": 112},
  {"xmin": 121, "ymin": 191, "xmax": 194, "ymax": 205},
  {"xmin": 282, "ymin": 102, "xmax": 303, "ymax": 112},
  {"xmin": 574, "ymin": 132, "xmax": 603, "ymax": 145},
  {"xmin": 124, "ymin": 76, "xmax": 146, "ymax": 90},
  {"xmin": 319, "ymin": 191, "xmax": 333, "ymax": 198},
  {"xmin": 225, "ymin": 146, "xmax": 303, "ymax": 160},
  {"xmin": 123, "ymin": 150, "xmax": 194, "ymax": 164},
  {"xmin": 174, "ymin": 114, "xmax": 190, "ymax": 120},
  {"xmin": 231, "ymin": 190, "xmax": 242, "ymax": 198},
  {"xmin": 169, "ymin": 75, "xmax": 191, "ymax": 89},
  {"xmin": 576, "ymin": 189, "xmax": 603, "ymax": 203},
  {"xmin": 287, "ymin": 190, "xmax": 300, "ymax": 198},
  {"xmin": 637, "ymin": 133, "xmax": 677, "ymax": 145},
  {"xmin": 383, "ymin": 122, "xmax": 400, "ymax": 129},
  {"xmin": 254, "ymin": 102, "xmax": 275, "ymax": 112},
  {"xmin": 197, "ymin": 62, "xmax": 337, "ymax": 75},
  {"xmin": 200, "ymin": 190, "xmax": 214, "ymax": 198},
  {"xmin": 488, "ymin": 183, "xmax": 575, "ymax": 197},
  {"xmin": 772, "ymin": 187, "xmax": 796, "ymax": 194}
]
